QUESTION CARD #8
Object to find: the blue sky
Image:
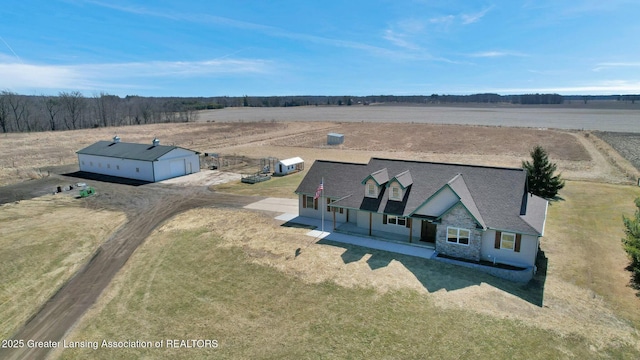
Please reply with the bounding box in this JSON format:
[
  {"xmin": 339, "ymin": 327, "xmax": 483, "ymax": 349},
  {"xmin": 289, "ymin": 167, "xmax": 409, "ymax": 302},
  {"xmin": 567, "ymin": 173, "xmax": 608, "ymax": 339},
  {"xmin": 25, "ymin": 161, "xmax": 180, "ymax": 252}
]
[{"xmin": 1, "ymin": 0, "xmax": 639, "ymax": 97}]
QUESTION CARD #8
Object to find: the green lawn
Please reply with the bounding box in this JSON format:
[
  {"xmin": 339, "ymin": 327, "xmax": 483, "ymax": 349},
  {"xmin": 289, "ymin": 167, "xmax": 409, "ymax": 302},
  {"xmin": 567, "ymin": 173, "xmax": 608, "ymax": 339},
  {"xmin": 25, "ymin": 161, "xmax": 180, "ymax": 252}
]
[
  {"xmin": 212, "ymin": 171, "xmax": 306, "ymax": 198},
  {"xmin": 544, "ymin": 180, "xmax": 640, "ymax": 328},
  {"xmin": 59, "ymin": 219, "xmax": 638, "ymax": 359}
]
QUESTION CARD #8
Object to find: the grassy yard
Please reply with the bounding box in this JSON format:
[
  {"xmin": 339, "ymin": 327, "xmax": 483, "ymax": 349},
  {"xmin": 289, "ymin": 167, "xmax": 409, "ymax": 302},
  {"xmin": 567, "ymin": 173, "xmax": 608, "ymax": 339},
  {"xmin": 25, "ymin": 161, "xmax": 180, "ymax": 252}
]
[
  {"xmin": 212, "ymin": 170, "xmax": 306, "ymax": 198},
  {"xmin": 544, "ymin": 180, "xmax": 640, "ymax": 327},
  {"xmin": 0, "ymin": 195, "xmax": 126, "ymax": 340},
  {"xmin": 58, "ymin": 197, "xmax": 639, "ymax": 359}
]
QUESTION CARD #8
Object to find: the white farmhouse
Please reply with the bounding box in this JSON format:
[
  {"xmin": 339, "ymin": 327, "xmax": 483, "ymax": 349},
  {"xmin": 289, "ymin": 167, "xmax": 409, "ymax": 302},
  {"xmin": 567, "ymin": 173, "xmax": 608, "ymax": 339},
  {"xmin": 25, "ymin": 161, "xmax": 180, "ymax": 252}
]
[{"xmin": 76, "ymin": 136, "xmax": 200, "ymax": 182}]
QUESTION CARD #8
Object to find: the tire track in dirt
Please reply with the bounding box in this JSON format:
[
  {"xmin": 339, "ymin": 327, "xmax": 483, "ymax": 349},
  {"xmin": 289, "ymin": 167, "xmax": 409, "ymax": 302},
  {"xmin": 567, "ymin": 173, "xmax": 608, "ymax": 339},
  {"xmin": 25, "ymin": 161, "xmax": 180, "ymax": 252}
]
[{"xmin": 0, "ymin": 184, "xmax": 260, "ymax": 360}]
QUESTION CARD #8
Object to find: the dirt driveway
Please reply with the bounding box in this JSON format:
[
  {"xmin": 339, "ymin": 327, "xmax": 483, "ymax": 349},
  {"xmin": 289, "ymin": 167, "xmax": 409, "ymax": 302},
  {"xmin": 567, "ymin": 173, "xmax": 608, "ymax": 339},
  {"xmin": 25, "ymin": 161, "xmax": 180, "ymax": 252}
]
[{"xmin": 0, "ymin": 174, "xmax": 261, "ymax": 360}]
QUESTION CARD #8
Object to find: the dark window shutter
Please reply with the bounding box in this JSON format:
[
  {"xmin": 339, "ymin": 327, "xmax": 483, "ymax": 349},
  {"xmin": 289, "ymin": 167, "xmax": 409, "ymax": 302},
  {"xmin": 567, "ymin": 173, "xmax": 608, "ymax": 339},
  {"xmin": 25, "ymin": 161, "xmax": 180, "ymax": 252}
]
[
  {"xmin": 383, "ymin": 214, "xmax": 387, "ymax": 224},
  {"xmin": 494, "ymin": 231, "xmax": 501, "ymax": 249},
  {"xmin": 515, "ymin": 234, "xmax": 522, "ymax": 252},
  {"xmin": 314, "ymin": 197, "xmax": 318, "ymax": 210},
  {"xmin": 405, "ymin": 218, "xmax": 411, "ymax": 228}
]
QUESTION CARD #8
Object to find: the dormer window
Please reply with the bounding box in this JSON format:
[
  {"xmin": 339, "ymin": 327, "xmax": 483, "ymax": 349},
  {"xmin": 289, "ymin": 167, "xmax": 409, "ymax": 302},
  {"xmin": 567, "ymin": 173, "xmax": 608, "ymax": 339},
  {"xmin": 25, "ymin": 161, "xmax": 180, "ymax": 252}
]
[
  {"xmin": 367, "ymin": 182, "xmax": 376, "ymax": 196},
  {"xmin": 365, "ymin": 179, "xmax": 379, "ymax": 198},
  {"xmin": 390, "ymin": 183, "xmax": 401, "ymax": 200},
  {"xmin": 387, "ymin": 170, "xmax": 412, "ymax": 201},
  {"xmin": 362, "ymin": 168, "xmax": 388, "ymax": 198}
]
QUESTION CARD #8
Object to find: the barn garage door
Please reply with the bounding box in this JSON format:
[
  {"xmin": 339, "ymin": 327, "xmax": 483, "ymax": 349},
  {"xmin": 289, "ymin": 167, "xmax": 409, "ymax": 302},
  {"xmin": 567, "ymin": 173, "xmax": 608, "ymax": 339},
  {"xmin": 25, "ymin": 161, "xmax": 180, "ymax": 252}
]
[{"xmin": 169, "ymin": 160, "xmax": 185, "ymax": 178}]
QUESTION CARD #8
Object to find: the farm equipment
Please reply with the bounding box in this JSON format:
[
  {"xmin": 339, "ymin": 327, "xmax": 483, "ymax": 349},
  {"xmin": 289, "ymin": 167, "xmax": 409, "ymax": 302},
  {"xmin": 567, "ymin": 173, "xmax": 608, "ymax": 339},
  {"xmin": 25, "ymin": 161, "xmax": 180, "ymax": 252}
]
[{"xmin": 79, "ymin": 186, "xmax": 96, "ymax": 198}]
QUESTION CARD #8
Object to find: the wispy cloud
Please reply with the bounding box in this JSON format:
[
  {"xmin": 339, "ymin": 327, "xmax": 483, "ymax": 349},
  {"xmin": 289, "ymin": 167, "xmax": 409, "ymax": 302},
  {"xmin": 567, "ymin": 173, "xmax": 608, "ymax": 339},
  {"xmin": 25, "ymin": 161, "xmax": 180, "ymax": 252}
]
[
  {"xmin": 83, "ymin": 0, "xmax": 410, "ymax": 61},
  {"xmin": 383, "ymin": 29, "xmax": 420, "ymax": 50},
  {"xmin": 426, "ymin": 6, "xmax": 493, "ymax": 29},
  {"xmin": 0, "ymin": 58, "xmax": 272, "ymax": 93},
  {"xmin": 592, "ymin": 62, "xmax": 640, "ymax": 71},
  {"xmin": 469, "ymin": 50, "xmax": 528, "ymax": 58},
  {"xmin": 461, "ymin": 6, "xmax": 494, "ymax": 25}
]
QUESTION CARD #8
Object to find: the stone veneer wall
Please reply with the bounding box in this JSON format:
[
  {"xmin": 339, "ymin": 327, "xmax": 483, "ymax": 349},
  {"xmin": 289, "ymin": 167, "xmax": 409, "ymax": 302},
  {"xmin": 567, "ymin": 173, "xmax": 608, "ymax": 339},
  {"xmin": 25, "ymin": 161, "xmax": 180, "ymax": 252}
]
[{"xmin": 436, "ymin": 203, "xmax": 482, "ymax": 261}]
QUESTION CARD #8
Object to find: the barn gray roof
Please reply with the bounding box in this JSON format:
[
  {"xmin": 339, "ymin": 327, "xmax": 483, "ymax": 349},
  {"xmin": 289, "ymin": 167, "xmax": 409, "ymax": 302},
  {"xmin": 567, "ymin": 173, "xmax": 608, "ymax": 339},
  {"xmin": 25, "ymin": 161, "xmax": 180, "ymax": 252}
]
[
  {"xmin": 77, "ymin": 141, "xmax": 198, "ymax": 162},
  {"xmin": 295, "ymin": 157, "xmax": 547, "ymax": 236}
]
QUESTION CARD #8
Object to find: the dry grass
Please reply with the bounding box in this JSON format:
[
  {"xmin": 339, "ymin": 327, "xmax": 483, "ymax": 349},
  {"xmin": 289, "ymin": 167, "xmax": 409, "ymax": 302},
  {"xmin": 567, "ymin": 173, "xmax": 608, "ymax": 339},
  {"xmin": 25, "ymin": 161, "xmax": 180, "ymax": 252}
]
[
  {"xmin": 58, "ymin": 183, "xmax": 640, "ymax": 358},
  {"xmin": 270, "ymin": 123, "xmax": 590, "ymax": 161},
  {"xmin": 0, "ymin": 194, "xmax": 126, "ymax": 340},
  {"xmin": 544, "ymin": 181, "xmax": 640, "ymax": 328},
  {"xmin": 1, "ymin": 120, "xmax": 626, "ymax": 188}
]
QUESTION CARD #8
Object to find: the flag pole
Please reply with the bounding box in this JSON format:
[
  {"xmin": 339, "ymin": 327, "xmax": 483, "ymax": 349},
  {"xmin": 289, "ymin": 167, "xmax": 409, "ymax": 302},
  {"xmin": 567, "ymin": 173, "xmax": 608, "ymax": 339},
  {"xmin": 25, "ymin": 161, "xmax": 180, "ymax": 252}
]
[{"xmin": 321, "ymin": 177, "xmax": 324, "ymax": 234}]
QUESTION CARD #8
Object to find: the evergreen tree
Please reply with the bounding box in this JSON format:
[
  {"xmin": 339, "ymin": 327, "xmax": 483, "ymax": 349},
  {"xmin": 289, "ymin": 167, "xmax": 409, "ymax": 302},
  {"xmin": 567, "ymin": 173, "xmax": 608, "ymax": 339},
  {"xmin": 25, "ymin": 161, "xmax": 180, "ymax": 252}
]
[
  {"xmin": 622, "ymin": 198, "xmax": 640, "ymax": 282},
  {"xmin": 522, "ymin": 145, "xmax": 565, "ymax": 199}
]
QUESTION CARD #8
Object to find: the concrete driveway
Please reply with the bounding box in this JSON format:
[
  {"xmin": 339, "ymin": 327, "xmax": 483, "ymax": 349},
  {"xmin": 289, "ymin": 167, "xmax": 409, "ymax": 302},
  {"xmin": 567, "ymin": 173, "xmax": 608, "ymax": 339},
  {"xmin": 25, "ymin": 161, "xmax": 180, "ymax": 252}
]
[{"xmin": 243, "ymin": 197, "xmax": 298, "ymax": 215}]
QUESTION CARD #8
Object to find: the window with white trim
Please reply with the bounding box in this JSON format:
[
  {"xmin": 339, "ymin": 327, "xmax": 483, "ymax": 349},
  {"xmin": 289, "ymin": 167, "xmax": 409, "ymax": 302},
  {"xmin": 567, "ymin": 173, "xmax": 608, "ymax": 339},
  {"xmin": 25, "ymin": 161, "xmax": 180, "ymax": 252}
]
[
  {"xmin": 387, "ymin": 215, "xmax": 406, "ymax": 226},
  {"xmin": 500, "ymin": 232, "xmax": 516, "ymax": 250},
  {"xmin": 447, "ymin": 227, "xmax": 470, "ymax": 245}
]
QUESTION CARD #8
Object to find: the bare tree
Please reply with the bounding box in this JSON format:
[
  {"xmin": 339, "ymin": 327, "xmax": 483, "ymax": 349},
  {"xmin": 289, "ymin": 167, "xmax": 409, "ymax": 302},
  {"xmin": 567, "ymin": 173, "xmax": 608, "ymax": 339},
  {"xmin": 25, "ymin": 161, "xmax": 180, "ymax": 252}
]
[
  {"xmin": 59, "ymin": 91, "xmax": 85, "ymax": 130},
  {"xmin": 6, "ymin": 91, "xmax": 25, "ymax": 132},
  {"xmin": 0, "ymin": 92, "xmax": 10, "ymax": 133},
  {"xmin": 43, "ymin": 96, "xmax": 61, "ymax": 131},
  {"xmin": 93, "ymin": 92, "xmax": 120, "ymax": 127}
]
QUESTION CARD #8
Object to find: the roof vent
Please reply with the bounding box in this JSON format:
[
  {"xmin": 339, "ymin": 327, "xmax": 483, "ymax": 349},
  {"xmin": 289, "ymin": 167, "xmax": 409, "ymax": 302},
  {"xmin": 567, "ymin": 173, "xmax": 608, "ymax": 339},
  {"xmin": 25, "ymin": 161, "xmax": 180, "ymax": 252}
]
[
  {"xmin": 152, "ymin": 138, "xmax": 160, "ymax": 146},
  {"xmin": 113, "ymin": 135, "xmax": 120, "ymax": 143}
]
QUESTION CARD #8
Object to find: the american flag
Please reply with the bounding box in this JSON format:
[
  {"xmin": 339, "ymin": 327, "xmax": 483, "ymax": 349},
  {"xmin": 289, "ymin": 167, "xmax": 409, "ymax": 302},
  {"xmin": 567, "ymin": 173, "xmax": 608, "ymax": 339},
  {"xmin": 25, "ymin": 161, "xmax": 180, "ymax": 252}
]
[{"xmin": 314, "ymin": 180, "xmax": 324, "ymax": 199}]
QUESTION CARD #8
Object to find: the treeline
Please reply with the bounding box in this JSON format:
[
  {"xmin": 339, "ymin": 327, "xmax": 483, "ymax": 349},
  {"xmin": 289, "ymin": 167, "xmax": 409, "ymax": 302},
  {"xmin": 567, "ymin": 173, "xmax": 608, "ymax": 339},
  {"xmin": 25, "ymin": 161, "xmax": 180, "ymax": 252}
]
[
  {"xmin": 0, "ymin": 91, "xmax": 202, "ymax": 133},
  {"xmin": 1, "ymin": 91, "xmax": 638, "ymax": 133},
  {"xmin": 238, "ymin": 93, "xmax": 566, "ymax": 106}
]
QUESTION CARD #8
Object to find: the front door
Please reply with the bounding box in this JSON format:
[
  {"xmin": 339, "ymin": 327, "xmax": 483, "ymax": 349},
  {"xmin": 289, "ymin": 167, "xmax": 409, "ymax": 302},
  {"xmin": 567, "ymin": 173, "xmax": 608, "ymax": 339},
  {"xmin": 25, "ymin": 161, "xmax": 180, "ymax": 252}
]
[{"xmin": 421, "ymin": 221, "xmax": 437, "ymax": 243}]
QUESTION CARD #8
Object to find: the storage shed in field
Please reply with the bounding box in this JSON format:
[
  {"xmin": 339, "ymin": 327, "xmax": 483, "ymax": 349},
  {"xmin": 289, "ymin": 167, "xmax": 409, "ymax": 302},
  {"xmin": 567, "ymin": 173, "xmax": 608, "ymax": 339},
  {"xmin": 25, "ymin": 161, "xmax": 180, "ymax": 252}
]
[
  {"xmin": 76, "ymin": 136, "xmax": 200, "ymax": 182},
  {"xmin": 327, "ymin": 133, "xmax": 344, "ymax": 145},
  {"xmin": 275, "ymin": 157, "xmax": 304, "ymax": 175}
]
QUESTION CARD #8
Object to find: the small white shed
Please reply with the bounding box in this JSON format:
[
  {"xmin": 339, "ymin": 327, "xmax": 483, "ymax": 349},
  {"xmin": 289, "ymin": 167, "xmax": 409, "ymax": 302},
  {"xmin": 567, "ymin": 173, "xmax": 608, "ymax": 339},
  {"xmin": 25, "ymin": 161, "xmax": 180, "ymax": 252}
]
[{"xmin": 275, "ymin": 157, "xmax": 304, "ymax": 175}]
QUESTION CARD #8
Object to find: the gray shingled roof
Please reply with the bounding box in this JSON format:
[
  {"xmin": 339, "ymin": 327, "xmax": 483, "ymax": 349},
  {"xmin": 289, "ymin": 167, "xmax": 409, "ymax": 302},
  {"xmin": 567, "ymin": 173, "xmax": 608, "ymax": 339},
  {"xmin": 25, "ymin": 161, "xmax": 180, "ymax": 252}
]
[
  {"xmin": 447, "ymin": 174, "xmax": 485, "ymax": 228},
  {"xmin": 390, "ymin": 170, "xmax": 413, "ymax": 188},
  {"xmin": 295, "ymin": 157, "xmax": 547, "ymax": 236},
  {"xmin": 362, "ymin": 168, "xmax": 389, "ymax": 185},
  {"xmin": 77, "ymin": 141, "xmax": 196, "ymax": 161}
]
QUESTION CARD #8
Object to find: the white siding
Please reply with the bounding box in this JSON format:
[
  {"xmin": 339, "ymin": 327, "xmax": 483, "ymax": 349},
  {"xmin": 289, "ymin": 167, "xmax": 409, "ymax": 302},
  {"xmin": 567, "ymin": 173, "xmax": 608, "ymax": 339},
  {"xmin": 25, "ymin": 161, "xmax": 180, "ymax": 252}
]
[
  {"xmin": 413, "ymin": 186, "xmax": 458, "ymax": 217},
  {"xmin": 298, "ymin": 194, "xmax": 326, "ymax": 219},
  {"xmin": 480, "ymin": 230, "xmax": 539, "ymax": 268},
  {"xmin": 154, "ymin": 150, "xmax": 199, "ymax": 181},
  {"xmin": 78, "ymin": 154, "xmax": 154, "ymax": 182}
]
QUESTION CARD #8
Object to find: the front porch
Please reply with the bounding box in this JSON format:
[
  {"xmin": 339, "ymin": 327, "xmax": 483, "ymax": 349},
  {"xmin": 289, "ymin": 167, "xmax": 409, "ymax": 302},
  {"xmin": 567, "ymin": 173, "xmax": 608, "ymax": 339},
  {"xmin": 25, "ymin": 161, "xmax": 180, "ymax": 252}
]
[{"xmin": 334, "ymin": 222, "xmax": 436, "ymax": 249}]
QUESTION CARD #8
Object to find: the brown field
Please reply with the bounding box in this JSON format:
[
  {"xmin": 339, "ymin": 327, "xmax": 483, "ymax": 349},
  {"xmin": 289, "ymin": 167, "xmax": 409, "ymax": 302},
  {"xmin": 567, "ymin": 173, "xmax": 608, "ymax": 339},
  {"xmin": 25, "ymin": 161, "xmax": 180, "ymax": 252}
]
[
  {"xmin": 597, "ymin": 131, "xmax": 640, "ymax": 171},
  {"xmin": 196, "ymin": 104, "xmax": 640, "ymax": 132},
  {"xmin": 1, "ymin": 118, "xmax": 638, "ymax": 188},
  {"xmin": 2, "ymin": 112, "xmax": 640, "ymax": 358}
]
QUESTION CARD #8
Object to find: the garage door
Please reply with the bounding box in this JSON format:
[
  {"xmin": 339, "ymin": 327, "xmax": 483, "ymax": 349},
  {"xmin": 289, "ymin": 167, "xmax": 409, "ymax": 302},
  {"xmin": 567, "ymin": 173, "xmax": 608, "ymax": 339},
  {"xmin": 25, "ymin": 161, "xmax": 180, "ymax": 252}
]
[{"xmin": 169, "ymin": 160, "xmax": 185, "ymax": 178}]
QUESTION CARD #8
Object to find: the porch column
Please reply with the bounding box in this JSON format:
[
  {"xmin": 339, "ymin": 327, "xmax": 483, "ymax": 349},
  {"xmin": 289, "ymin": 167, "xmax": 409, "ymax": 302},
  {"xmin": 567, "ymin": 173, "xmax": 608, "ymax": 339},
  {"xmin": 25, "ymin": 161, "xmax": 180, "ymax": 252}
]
[
  {"xmin": 409, "ymin": 218, "xmax": 412, "ymax": 243},
  {"xmin": 333, "ymin": 209, "xmax": 336, "ymax": 230},
  {"xmin": 369, "ymin": 212, "xmax": 372, "ymax": 236}
]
